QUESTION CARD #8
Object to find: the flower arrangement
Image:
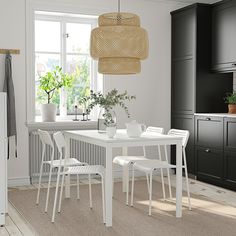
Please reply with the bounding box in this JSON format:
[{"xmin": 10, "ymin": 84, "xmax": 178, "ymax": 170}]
[{"xmin": 83, "ymin": 89, "xmax": 136, "ymax": 126}]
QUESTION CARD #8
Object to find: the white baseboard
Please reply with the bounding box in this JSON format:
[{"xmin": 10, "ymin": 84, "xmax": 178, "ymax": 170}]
[{"xmin": 8, "ymin": 177, "xmax": 31, "ymax": 187}]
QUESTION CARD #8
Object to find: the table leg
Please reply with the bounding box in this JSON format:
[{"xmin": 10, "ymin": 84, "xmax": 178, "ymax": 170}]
[
  {"xmin": 122, "ymin": 147, "xmax": 128, "ymax": 192},
  {"xmin": 176, "ymin": 140, "xmax": 182, "ymax": 218},
  {"xmin": 105, "ymin": 146, "xmax": 113, "ymax": 227},
  {"xmin": 65, "ymin": 135, "xmax": 70, "ymax": 199}
]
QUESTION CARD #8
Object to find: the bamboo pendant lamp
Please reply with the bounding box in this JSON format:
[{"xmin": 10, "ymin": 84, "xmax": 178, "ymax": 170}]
[{"xmin": 90, "ymin": 1, "xmax": 149, "ymax": 75}]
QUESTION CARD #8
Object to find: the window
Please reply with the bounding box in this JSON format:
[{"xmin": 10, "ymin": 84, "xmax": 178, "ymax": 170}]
[{"xmin": 34, "ymin": 12, "xmax": 101, "ymax": 120}]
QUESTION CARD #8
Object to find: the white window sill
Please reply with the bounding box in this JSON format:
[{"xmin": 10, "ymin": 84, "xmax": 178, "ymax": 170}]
[{"xmin": 26, "ymin": 117, "xmax": 98, "ymax": 131}]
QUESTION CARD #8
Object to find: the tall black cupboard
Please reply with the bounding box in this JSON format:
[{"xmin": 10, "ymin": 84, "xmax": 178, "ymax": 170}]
[{"xmin": 171, "ymin": 3, "xmax": 233, "ymax": 175}]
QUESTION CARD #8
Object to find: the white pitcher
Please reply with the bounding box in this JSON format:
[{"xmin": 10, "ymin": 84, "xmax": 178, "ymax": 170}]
[{"xmin": 126, "ymin": 120, "xmax": 146, "ymax": 137}]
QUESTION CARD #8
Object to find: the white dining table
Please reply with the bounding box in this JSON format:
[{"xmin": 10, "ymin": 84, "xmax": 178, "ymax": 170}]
[{"xmin": 63, "ymin": 129, "xmax": 183, "ymax": 227}]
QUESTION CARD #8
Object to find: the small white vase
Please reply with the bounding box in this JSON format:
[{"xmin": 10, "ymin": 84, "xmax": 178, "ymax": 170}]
[
  {"xmin": 41, "ymin": 103, "xmax": 57, "ymax": 122},
  {"xmin": 106, "ymin": 126, "xmax": 116, "ymax": 138}
]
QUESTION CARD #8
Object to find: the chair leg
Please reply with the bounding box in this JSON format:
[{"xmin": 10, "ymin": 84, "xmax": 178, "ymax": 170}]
[
  {"xmin": 126, "ymin": 167, "xmax": 130, "ymax": 206},
  {"xmin": 160, "ymin": 168, "xmax": 166, "ymax": 200},
  {"xmin": 58, "ymin": 172, "xmax": 65, "ymax": 213},
  {"xmin": 148, "ymin": 172, "xmax": 153, "ymax": 216},
  {"xmin": 131, "ymin": 166, "xmax": 135, "ymax": 207},
  {"xmin": 77, "ymin": 174, "xmax": 80, "ymax": 200},
  {"xmin": 146, "ymin": 173, "xmax": 150, "ymax": 194},
  {"xmin": 164, "ymin": 145, "xmax": 172, "ymax": 199},
  {"xmin": 36, "ymin": 162, "xmax": 44, "ymax": 205},
  {"xmin": 166, "ymin": 168, "xmax": 173, "ymax": 199},
  {"xmin": 45, "ymin": 165, "xmax": 53, "ymax": 212},
  {"xmin": 112, "ymin": 164, "xmax": 115, "ymax": 198},
  {"xmin": 183, "ymin": 150, "xmax": 191, "ymax": 210},
  {"xmin": 51, "ymin": 168, "xmax": 61, "ymax": 223},
  {"xmin": 185, "ymin": 169, "xmax": 191, "ymax": 210},
  {"xmin": 157, "ymin": 145, "xmax": 166, "ymax": 200},
  {"xmin": 101, "ymin": 176, "xmax": 106, "ymax": 224},
  {"xmin": 88, "ymin": 174, "xmax": 92, "ymax": 209}
]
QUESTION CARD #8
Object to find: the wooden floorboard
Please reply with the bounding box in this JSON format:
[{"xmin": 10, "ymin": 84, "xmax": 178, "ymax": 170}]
[
  {"xmin": 0, "ymin": 226, "xmax": 9, "ymax": 236},
  {"xmin": 8, "ymin": 204, "xmax": 37, "ymax": 236},
  {"xmin": 5, "ymin": 217, "xmax": 22, "ymax": 236}
]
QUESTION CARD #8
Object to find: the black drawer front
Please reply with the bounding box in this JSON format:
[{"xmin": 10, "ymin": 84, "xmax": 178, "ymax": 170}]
[
  {"xmin": 224, "ymin": 118, "xmax": 236, "ymax": 151},
  {"xmin": 195, "ymin": 116, "xmax": 223, "ymax": 148},
  {"xmin": 224, "ymin": 151, "xmax": 236, "ymax": 190},
  {"xmin": 196, "ymin": 146, "xmax": 223, "ymax": 184}
]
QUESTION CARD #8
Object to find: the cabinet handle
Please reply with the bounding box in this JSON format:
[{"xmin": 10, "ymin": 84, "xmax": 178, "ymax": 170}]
[
  {"xmin": 205, "ymin": 149, "xmax": 211, "ymax": 153},
  {"xmin": 232, "ymin": 63, "xmax": 236, "ymax": 66},
  {"xmin": 206, "ymin": 117, "xmax": 211, "ymax": 121}
]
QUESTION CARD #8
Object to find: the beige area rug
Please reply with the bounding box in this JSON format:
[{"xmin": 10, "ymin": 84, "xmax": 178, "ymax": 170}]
[{"xmin": 9, "ymin": 180, "xmax": 236, "ymax": 236}]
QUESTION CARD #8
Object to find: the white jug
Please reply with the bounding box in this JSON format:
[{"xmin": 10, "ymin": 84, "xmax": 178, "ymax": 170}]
[{"xmin": 126, "ymin": 120, "xmax": 146, "ymax": 137}]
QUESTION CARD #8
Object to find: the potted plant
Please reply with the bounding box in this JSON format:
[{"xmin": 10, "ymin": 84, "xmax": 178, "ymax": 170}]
[
  {"xmin": 224, "ymin": 91, "xmax": 236, "ymax": 114},
  {"xmin": 86, "ymin": 89, "xmax": 136, "ymax": 134},
  {"xmin": 39, "ymin": 66, "xmax": 74, "ymax": 121}
]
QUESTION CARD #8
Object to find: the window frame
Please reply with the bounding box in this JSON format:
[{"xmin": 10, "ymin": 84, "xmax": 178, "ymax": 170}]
[{"xmin": 26, "ymin": 4, "xmax": 103, "ymax": 122}]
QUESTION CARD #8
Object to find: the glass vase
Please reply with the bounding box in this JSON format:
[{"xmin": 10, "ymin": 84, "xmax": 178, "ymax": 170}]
[{"xmin": 98, "ymin": 108, "xmax": 117, "ymax": 133}]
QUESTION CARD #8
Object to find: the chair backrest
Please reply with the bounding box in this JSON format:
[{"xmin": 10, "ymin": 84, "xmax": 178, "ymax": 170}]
[
  {"xmin": 167, "ymin": 129, "xmax": 189, "ymax": 148},
  {"xmin": 53, "ymin": 132, "xmax": 66, "ymax": 156},
  {"xmin": 146, "ymin": 126, "xmax": 164, "ymax": 134},
  {"xmin": 38, "ymin": 129, "xmax": 54, "ymax": 148},
  {"xmin": 143, "ymin": 126, "xmax": 164, "ymax": 157}
]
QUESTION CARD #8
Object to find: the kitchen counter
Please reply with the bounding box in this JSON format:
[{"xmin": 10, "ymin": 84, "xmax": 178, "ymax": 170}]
[{"xmin": 194, "ymin": 113, "xmax": 236, "ymax": 118}]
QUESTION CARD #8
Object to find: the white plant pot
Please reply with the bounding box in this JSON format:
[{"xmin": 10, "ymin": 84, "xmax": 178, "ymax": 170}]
[{"xmin": 41, "ymin": 103, "xmax": 57, "ymax": 122}]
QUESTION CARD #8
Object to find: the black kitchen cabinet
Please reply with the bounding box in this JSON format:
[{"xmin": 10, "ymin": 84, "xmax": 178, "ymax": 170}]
[
  {"xmin": 224, "ymin": 151, "xmax": 236, "ymax": 190},
  {"xmin": 195, "ymin": 115, "xmax": 224, "ymax": 186},
  {"xmin": 171, "ymin": 3, "xmax": 232, "ymax": 179},
  {"xmin": 172, "ymin": 7, "xmax": 195, "ymax": 59},
  {"xmin": 195, "ymin": 116, "xmax": 223, "ymax": 148},
  {"xmin": 171, "ymin": 114, "xmax": 195, "ymax": 174},
  {"xmin": 223, "ymin": 117, "xmax": 236, "ymax": 190},
  {"xmin": 195, "ymin": 146, "xmax": 223, "ymax": 186},
  {"xmin": 224, "ymin": 117, "xmax": 236, "ymax": 151},
  {"xmin": 171, "ymin": 3, "xmax": 233, "ymax": 116},
  {"xmin": 194, "ymin": 115, "xmax": 236, "ymax": 190},
  {"xmin": 212, "ymin": 0, "xmax": 236, "ymax": 72}
]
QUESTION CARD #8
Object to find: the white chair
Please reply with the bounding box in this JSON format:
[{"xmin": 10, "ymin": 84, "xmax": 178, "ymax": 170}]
[
  {"xmin": 52, "ymin": 132, "xmax": 106, "ymax": 223},
  {"xmin": 113, "ymin": 126, "xmax": 172, "ymax": 205},
  {"xmin": 131, "ymin": 129, "xmax": 191, "ymax": 216},
  {"xmin": 36, "ymin": 129, "xmax": 84, "ymax": 213}
]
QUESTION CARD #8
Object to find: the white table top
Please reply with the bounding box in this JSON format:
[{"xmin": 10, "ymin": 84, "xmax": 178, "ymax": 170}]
[{"xmin": 64, "ymin": 129, "xmax": 182, "ymax": 145}]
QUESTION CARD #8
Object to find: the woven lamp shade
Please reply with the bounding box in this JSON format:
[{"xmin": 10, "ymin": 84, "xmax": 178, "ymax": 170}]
[{"xmin": 90, "ymin": 12, "xmax": 149, "ymax": 74}]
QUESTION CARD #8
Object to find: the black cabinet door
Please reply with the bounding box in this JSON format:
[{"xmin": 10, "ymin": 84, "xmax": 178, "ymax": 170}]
[
  {"xmin": 195, "ymin": 116, "xmax": 223, "ymax": 148},
  {"xmin": 172, "ymin": 8, "xmax": 195, "ymax": 59},
  {"xmin": 171, "ymin": 114, "xmax": 195, "ymax": 174},
  {"xmin": 224, "ymin": 117, "xmax": 236, "ymax": 151},
  {"xmin": 224, "ymin": 150, "xmax": 236, "ymax": 190},
  {"xmin": 212, "ymin": 1, "xmax": 236, "ymax": 71},
  {"xmin": 196, "ymin": 146, "xmax": 223, "ymax": 186},
  {"xmin": 172, "ymin": 59, "xmax": 195, "ymax": 114}
]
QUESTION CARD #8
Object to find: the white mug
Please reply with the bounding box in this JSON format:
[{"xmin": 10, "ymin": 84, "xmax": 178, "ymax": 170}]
[{"xmin": 106, "ymin": 126, "xmax": 116, "ymax": 138}]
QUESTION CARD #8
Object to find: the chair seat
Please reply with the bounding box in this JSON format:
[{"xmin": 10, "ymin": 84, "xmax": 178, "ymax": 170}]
[
  {"xmin": 133, "ymin": 160, "xmax": 175, "ymax": 173},
  {"xmin": 45, "ymin": 158, "xmax": 83, "ymax": 167},
  {"xmin": 113, "ymin": 156, "xmax": 149, "ymax": 166},
  {"xmin": 66, "ymin": 165, "xmax": 105, "ymax": 177}
]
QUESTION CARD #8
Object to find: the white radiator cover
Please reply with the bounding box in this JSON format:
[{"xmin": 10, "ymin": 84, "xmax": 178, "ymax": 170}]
[{"xmin": 29, "ymin": 131, "xmax": 105, "ymax": 183}]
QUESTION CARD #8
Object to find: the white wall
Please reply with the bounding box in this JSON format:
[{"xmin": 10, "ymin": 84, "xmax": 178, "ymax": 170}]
[
  {"xmin": 0, "ymin": 0, "xmax": 185, "ymax": 185},
  {"xmin": 0, "ymin": 0, "xmax": 29, "ymax": 186}
]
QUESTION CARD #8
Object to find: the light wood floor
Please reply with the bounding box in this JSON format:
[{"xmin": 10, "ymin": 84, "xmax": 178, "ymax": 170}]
[{"xmin": 1, "ymin": 176, "xmax": 236, "ymax": 236}]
